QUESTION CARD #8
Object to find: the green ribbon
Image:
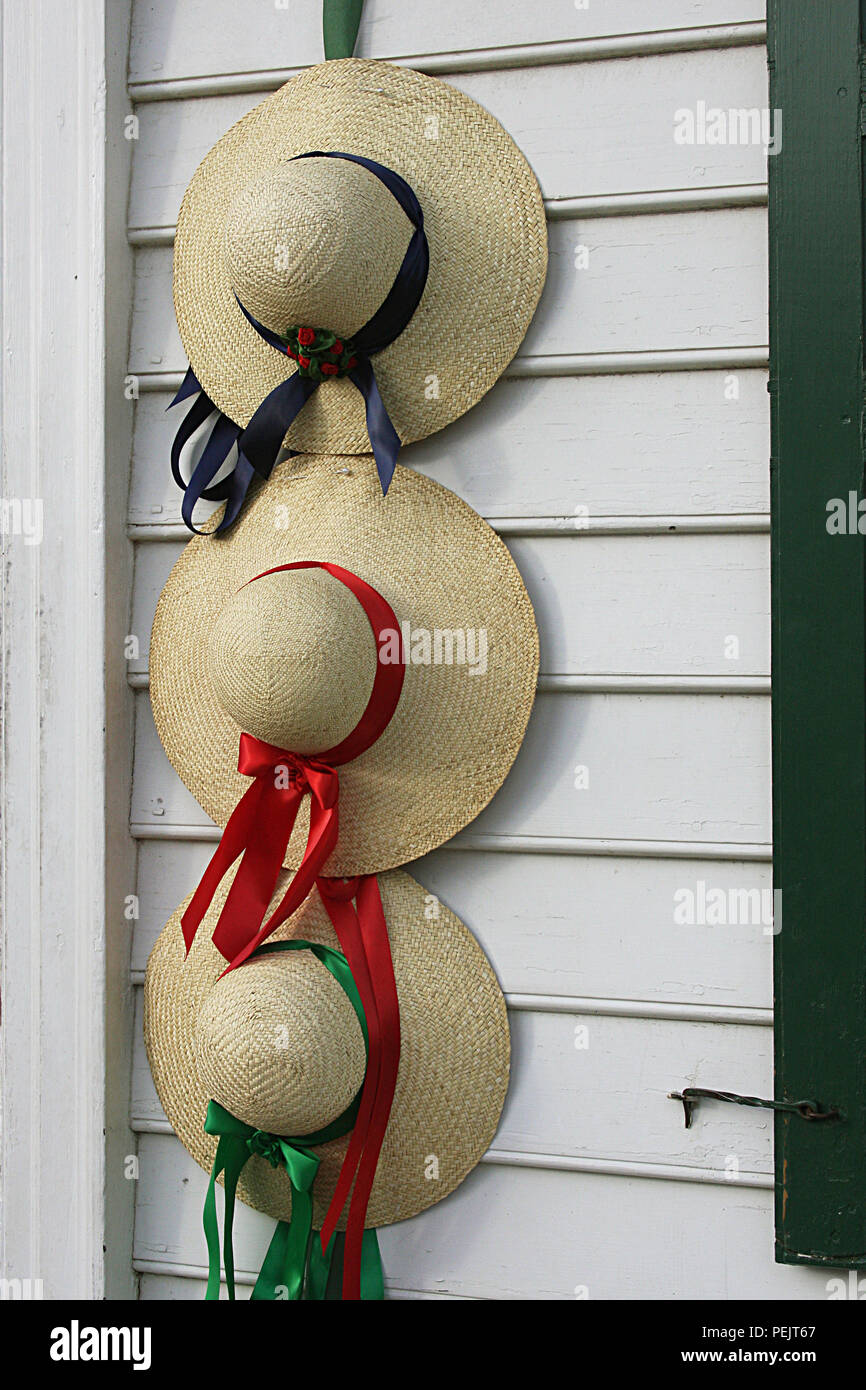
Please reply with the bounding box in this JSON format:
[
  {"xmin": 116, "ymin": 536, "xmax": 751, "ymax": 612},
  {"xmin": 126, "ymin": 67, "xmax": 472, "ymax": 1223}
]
[
  {"xmin": 310, "ymin": 1229, "xmax": 385, "ymax": 1300},
  {"xmin": 201, "ymin": 939, "xmax": 383, "ymax": 1300},
  {"xmin": 323, "ymin": 0, "xmax": 364, "ymax": 60}
]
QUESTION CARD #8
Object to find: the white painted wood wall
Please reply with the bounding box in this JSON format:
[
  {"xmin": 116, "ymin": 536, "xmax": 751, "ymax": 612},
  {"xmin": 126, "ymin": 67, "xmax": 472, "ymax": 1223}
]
[
  {"xmin": 0, "ymin": 0, "xmax": 137, "ymax": 1301},
  {"xmin": 125, "ymin": 0, "xmax": 831, "ymax": 1299}
]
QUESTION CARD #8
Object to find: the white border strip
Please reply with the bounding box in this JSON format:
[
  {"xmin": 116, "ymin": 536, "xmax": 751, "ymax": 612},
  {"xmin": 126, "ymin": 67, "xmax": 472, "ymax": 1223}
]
[
  {"xmin": 505, "ymin": 994, "xmax": 772, "ymax": 1026},
  {"xmin": 132, "ymin": 1258, "xmax": 480, "ymax": 1296},
  {"xmin": 482, "ymin": 1148, "xmax": 772, "ymax": 1188},
  {"xmin": 127, "ymin": 974, "xmax": 770, "ymax": 1025},
  {"xmin": 129, "ymin": 1125, "xmax": 772, "ymax": 1190},
  {"xmin": 126, "ymin": 513, "xmax": 770, "ymax": 540},
  {"xmin": 0, "ymin": 0, "xmax": 134, "ymax": 1301},
  {"xmin": 127, "ymin": 184, "xmax": 769, "ymax": 246},
  {"xmin": 127, "ymin": 822, "xmax": 772, "ymax": 861},
  {"xmin": 133, "ymin": 349, "xmax": 769, "ymax": 394},
  {"xmin": 127, "ymin": 671, "xmax": 771, "ymax": 694},
  {"xmin": 127, "ymin": 22, "xmax": 768, "ymax": 102},
  {"xmin": 448, "ymin": 833, "xmax": 771, "ymax": 860}
]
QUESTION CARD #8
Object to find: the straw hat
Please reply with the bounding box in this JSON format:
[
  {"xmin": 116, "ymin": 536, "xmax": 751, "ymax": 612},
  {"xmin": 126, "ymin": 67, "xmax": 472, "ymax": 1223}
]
[
  {"xmin": 150, "ymin": 453, "xmax": 539, "ymax": 874},
  {"xmin": 173, "ymin": 57, "xmax": 547, "ymax": 455},
  {"xmin": 143, "ymin": 868, "xmax": 510, "ymax": 1228}
]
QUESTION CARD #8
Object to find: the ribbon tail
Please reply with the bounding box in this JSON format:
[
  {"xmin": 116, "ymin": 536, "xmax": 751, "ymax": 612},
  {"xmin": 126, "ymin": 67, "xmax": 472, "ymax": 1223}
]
[
  {"xmin": 236, "ymin": 372, "xmax": 318, "ymax": 481},
  {"xmin": 170, "ymin": 369, "xmax": 249, "ymax": 533},
  {"xmin": 307, "ymin": 1231, "xmax": 339, "ymax": 1300},
  {"xmin": 178, "ymin": 411, "xmax": 244, "ymax": 535},
  {"xmin": 250, "ymin": 1202, "xmax": 311, "ymax": 1302},
  {"xmin": 251, "ymin": 1219, "xmax": 292, "ymax": 1301},
  {"xmin": 222, "ymin": 795, "xmax": 339, "ymax": 974},
  {"xmin": 341, "ymin": 875, "xmax": 400, "ymax": 1299},
  {"xmin": 360, "ymin": 1229, "xmax": 385, "ymax": 1300},
  {"xmin": 171, "ymin": 359, "xmax": 316, "ymax": 537},
  {"xmin": 202, "ymin": 1152, "xmax": 223, "ymax": 1301},
  {"xmin": 316, "ymin": 883, "xmax": 382, "ymax": 1261},
  {"xmin": 211, "ymin": 451, "xmax": 257, "ymax": 534},
  {"xmin": 252, "ymin": 1137, "xmax": 317, "ymax": 1299},
  {"xmin": 168, "ymin": 364, "xmax": 203, "ymax": 410},
  {"xmin": 203, "ymin": 1133, "xmax": 249, "ymax": 1301},
  {"xmin": 349, "ymin": 359, "xmax": 400, "ymax": 494},
  {"xmin": 288, "ymin": 1190, "xmax": 315, "ymax": 1301},
  {"xmin": 210, "ymin": 782, "xmax": 304, "ymax": 963},
  {"xmin": 183, "ymin": 371, "xmax": 315, "ymax": 538},
  {"xmin": 306, "ymin": 1229, "xmax": 383, "ymax": 1301},
  {"xmin": 180, "ymin": 779, "xmax": 270, "ymax": 953},
  {"xmin": 169, "ymin": 388, "xmax": 216, "ymax": 491}
]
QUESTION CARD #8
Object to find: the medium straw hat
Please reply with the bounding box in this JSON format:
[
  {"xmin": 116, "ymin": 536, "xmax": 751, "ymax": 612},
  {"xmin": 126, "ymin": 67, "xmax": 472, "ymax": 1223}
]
[
  {"xmin": 173, "ymin": 57, "xmax": 547, "ymax": 455},
  {"xmin": 149, "ymin": 453, "xmax": 539, "ymax": 874},
  {"xmin": 143, "ymin": 868, "xmax": 510, "ymax": 1228}
]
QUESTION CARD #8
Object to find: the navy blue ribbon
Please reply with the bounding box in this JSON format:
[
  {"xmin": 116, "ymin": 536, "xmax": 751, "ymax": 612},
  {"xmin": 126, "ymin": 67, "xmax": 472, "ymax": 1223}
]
[{"xmin": 169, "ymin": 151, "xmax": 429, "ymax": 535}]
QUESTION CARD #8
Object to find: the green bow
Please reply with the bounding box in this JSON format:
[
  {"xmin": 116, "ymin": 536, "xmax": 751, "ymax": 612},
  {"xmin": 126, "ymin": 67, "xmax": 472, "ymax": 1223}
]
[{"xmin": 201, "ymin": 939, "xmax": 383, "ymax": 1300}]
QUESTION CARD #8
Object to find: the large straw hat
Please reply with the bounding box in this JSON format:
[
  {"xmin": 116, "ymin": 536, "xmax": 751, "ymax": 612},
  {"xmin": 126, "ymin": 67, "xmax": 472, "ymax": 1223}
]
[
  {"xmin": 149, "ymin": 453, "xmax": 539, "ymax": 874},
  {"xmin": 143, "ymin": 868, "xmax": 509, "ymax": 1228},
  {"xmin": 173, "ymin": 57, "xmax": 547, "ymax": 455}
]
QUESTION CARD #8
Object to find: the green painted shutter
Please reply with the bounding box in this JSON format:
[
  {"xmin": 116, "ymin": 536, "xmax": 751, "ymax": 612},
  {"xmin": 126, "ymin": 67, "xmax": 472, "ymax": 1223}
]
[{"xmin": 770, "ymin": 0, "xmax": 866, "ymax": 1266}]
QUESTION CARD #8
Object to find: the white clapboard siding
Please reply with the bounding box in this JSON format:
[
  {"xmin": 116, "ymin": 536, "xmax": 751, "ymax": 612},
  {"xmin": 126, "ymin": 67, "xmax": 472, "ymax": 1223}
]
[
  {"xmin": 130, "ymin": 688, "xmax": 770, "ymax": 845},
  {"xmin": 127, "ymin": 0, "xmax": 790, "ymax": 1301},
  {"xmin": 130, "ymin": 985, "xmax": 773, "ymax": 1172},
  {"xmin": 132, "ymin": 839, "xmax": 773, "ymax": 1009},
  {"xmin": 129, "ymin": 0, "xmax": 766, "ymax": 88},
  {"xmin": 133, "ymin": 1136, "xmax": 832, "ymax": 1302},
  {"xmin": 129, "ymin": 209, "xmax": 768, "ymax": 376},
  {"xmin": 128, "ymin": 530, "xmax": 770, "ymax": 677},
  {"xmin": 130, "ymin": 370, "xmax": 771, "ymax": 526},
  {"xmin": 128, "ymin": 47, "xmax": 767, "ymax": 228}
]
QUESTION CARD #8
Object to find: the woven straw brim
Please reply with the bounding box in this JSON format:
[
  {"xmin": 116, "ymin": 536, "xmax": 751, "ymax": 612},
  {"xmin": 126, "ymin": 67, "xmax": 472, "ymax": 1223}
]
[
  {"xmin": 143, "ymin": 869, "xmax": 510, "ymax": 1228},
  {"xmin": 149, "ymin": 455, "xmax": 539, "ymax": 874},
  {"xmin": 173, "ymin": 58, "xmax": 547, "ymax": 453}
]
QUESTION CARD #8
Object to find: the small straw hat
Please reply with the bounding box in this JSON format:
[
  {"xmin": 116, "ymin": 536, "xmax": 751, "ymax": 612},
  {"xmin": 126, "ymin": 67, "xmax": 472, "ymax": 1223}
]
[
  {"xmin": 150, "ymin": 453, "xmax": 539, "ymax": 874},
  {"xmin": 143, "ymin": 868, "xmax": 510, "ymax": 1229},
  {"xmin": 173, "ymin": 57, "xmax": 547, "ymax": 458}
]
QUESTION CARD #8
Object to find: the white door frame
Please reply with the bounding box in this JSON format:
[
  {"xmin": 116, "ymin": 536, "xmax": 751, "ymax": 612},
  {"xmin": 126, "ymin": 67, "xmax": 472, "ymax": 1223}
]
[{"xmin": 0, "ymin": 0, "xmax": 137, "ymax": 1299}]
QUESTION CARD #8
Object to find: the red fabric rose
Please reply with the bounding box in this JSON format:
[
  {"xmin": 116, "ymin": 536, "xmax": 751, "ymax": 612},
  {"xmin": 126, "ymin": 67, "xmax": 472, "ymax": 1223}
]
[
  {"xmin": 298, "ymin": 355, "xmax": 311, "ymax": 368},
  {"xmin": 346, "ymin": 356, "xmax": 358, "ymax": 369},
  {"xmin": 321, "ymin": 362, "xmax": 339, "ymax": 376},
  {"xmin": 333, "ymin": 340, "xmax": 343, "ymax": 354},
  {"xmin": 297, "ymin": 327, "xmax": 315, "ymax": 346},
  {"xmin": 286, "ymin": 346, "xmax": 297, "ymax": 358}
]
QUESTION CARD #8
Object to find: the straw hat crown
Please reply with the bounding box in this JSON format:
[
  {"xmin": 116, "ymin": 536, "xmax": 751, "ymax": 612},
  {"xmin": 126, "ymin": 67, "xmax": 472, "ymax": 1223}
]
[
  {"xmin": 208, "ymin": 567, "xmax": 376, "ymax": 754},
  {"xmin": 194, "ymin": 950, "xmax": 366, "ymax": 1137},
  {"xmin": 224, "ymin": 156, "xmax": 414, "ymax": 339}
]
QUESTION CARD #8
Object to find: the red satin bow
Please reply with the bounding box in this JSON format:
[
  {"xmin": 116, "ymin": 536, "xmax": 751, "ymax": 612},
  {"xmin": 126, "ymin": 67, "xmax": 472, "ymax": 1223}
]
[
  {"xmin": 181, "ymin": 733, "xmax": 340, "ymax": 969},
  {"xmin": 317, "ymin": 875, "xmax": 401, "ymax": 1300}
]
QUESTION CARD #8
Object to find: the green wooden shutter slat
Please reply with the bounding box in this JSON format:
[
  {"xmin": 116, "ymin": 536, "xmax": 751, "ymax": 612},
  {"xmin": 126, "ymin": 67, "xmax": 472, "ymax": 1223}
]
[{"xmin": 770, "ymin": 0, "xmax": 866, "ymax": 1266}]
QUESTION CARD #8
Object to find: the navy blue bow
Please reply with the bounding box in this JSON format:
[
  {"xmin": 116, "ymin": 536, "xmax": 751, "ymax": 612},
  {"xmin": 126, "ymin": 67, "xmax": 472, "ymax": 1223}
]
[{"xmin": 169, "ymin": 151, "xmax": 429, "ymax": 535}]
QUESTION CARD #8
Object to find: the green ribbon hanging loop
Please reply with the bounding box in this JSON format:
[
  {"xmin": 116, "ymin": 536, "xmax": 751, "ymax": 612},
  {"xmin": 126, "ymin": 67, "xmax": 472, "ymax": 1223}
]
[{"xmin": 323, "ymin": 0, "xmax": 364, "ymax": 60}]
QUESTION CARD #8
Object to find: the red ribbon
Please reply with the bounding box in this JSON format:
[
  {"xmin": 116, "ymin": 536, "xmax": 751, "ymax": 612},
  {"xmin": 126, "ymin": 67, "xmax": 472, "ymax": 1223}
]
[
  {"xmin": 180, "ymin": 561, "xmax": 405, "ymax": 971},
  {"xmin": 316, "ymin": 875, "xmax": 401, "ymax": 1300},
  {"xmin": 181, "ymin": 735, "xmax": 340, "ymax": 966},
  {"xmin": 182, "ymin": 561, "xmax": 405, "ymax": 1299}
]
